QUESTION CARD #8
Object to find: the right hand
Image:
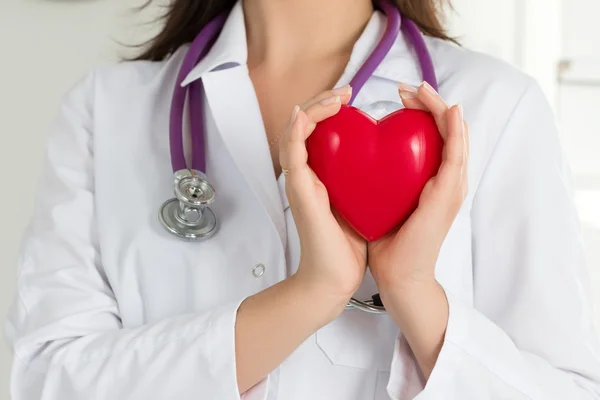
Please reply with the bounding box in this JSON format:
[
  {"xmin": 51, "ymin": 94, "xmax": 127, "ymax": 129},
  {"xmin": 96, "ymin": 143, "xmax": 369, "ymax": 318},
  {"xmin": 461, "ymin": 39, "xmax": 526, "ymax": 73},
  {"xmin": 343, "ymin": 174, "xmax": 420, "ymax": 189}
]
[{"xmin": 279, "ymin": 86, "xmax": 367, "ymax": 312}]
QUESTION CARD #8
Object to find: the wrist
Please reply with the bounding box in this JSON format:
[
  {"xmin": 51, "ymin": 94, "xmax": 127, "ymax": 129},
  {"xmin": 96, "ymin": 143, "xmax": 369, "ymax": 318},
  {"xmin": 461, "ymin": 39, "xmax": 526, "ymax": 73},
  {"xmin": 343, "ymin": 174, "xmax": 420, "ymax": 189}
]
[
  {"xmin": 379, "ymin": 279, "xmax": 448, "ymax": 331},
  {"xmin": 375, "ymin": 273, "xmax": 435, "ymax": 302},
  {"xmin": 289, "ymin": 270, "xmax": 349, "ymax": 322},
  {"xmin": 381, "ymin": 280, "xmax": 449, "ymax": 380}
]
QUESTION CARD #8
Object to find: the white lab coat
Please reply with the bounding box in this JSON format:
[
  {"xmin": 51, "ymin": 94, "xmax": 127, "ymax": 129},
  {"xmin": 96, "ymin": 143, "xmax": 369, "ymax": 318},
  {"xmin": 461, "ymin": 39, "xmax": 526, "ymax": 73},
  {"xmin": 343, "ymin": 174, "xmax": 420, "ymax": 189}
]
[{"xmin": 5, "ymin": 2, "xmax": 600, "ymax": 399}]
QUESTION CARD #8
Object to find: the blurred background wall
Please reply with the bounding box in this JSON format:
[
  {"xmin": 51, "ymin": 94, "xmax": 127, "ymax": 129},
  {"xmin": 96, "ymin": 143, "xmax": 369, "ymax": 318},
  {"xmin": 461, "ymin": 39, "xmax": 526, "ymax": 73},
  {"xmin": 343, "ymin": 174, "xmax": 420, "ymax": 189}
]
[
  {"xmin": 1, "ymin": 0, "xmax": 598, "ymax": 398},
  {"xmin": 0, "ymin": 1, "xmax": 162, "ymax": 396}
]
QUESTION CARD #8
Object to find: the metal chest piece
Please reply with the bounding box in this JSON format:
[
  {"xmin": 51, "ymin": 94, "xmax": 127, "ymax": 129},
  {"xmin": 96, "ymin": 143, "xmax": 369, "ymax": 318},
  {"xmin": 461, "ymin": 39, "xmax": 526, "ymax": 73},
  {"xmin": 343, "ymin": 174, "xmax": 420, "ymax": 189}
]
[{"xmin": 159, "ymin": 169, "xmax": 218, "ymax": 240}]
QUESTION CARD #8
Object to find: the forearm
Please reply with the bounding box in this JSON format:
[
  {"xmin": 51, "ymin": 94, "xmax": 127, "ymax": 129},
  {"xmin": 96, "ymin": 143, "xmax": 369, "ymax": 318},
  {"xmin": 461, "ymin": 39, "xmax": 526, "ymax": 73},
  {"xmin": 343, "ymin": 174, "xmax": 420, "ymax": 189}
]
[
  {"xmin": 235, "ymin": 274, "xmax": 346, "ymax": 393},
  {"xmin": 380, "ymin": 280, "xmax": 449, "ymax": 379}
]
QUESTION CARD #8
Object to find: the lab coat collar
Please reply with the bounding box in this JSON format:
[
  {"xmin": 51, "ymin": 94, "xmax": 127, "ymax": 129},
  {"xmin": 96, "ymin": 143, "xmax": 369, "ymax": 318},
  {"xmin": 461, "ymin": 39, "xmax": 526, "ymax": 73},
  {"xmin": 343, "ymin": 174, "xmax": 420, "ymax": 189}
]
[
  {"xmin": 181, "ymin": 1, "xmax": 248, "ymax": 87},
  {"xmin": 339, "ymin": 10, "xmax": 400, "ymax": 85},
  {"xmin": 180, "ymin": 1, "xmax": 413, "ymax": 88}
]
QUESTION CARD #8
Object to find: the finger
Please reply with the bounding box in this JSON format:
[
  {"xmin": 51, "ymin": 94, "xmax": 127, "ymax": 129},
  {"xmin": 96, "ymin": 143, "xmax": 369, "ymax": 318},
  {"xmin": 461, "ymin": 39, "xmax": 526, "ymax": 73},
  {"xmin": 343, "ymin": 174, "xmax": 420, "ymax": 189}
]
[
  {"xmin": 416, "ymin": 81, "xmax": 450, "ymax": 140},
  {"xmin": 397, "ymin": 82, "xmax": 428, "ymax": 111},
  {"xmin": 302, "ymin": 85, "xmax": 353, "ymax": 111},
  {"xmin": 462, "ymin": 121, "xmax": 470, "ymax": 198},
  {"xmin": 436, "ymin": 105, "xmax": 465, "ymax": 188},
  {"xmin": 279, "ymin": 95, "xmax": 344, "ymax": 178},
  {"xmin": 278, "ymin": 105, "xmax": 297, "ymax": 174},
  {"xmin": 332, "ymin": 209, "xmax": 363, "ymax": 242},
  {"xmin": 280, "ymin": 106, "xmax": 308, "ymax": 173},
  {"xmin": 332, "ymin": 209, "xmax": 349, "ymax": 230},
  {"xmin": 464, "ymin": 120, "xmax": 470, "ymax": 160},
  {"xmin": 462, "ymin": 121, "xmax": 468, "ymax": 169},
  {"xmin": 280, "ymin": 109, "xmax": 318, "ymax": 208},
  {"xmin": 301, "ymin": 95, "xmax": 345, "ymax": 134}
]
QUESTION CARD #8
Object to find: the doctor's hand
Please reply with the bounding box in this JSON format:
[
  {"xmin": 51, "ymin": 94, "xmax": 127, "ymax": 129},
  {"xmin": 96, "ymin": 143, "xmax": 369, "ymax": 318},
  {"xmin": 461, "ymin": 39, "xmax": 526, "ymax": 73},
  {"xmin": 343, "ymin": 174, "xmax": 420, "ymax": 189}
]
[
  {"xmin": 367, "ymin": 82, "xmax": 469, "ymax": 379},
  {"xmin": 280, "ymin": 86, "xmax": 367, "ymax": 314}
]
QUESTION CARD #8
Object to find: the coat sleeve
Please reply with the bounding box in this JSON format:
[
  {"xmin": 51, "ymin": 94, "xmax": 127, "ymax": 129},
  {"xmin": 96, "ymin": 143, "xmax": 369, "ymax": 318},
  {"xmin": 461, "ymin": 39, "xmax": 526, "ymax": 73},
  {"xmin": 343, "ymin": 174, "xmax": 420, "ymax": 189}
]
[
  {"xmin": 4, "ymin": 72, "xmax": 268, "ymax": 400},
  {"xmin": 389, "ymin": 80, "xmax": 600, "ymax": 400}
]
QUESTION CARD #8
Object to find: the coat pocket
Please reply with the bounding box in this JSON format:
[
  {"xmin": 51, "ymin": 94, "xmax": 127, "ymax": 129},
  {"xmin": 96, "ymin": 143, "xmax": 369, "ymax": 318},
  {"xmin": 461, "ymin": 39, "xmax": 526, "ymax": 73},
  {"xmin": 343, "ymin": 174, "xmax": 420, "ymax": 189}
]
[{"xmin": 316, "ymin": 307, "xmax": 399, "ymax": 371}]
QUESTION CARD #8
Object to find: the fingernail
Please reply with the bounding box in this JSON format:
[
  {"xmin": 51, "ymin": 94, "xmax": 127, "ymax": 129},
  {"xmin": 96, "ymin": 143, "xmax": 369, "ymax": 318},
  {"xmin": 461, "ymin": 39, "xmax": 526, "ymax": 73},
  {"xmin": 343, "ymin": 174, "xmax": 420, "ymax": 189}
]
[
  {"xmin": 292, "ymin": 105, "xmax": 300, "ymax": 121},
  {"xmin": 398, "ymin": 82, "xmax": 417, "ymax": 93},
  {"xmin": 321, "ymin": 96, "xmax": 341, "ymax": 106},
  {"xmin": 397, "ymin": 82, "xmax": 418, "ymax": 99},
  {"xmin": 332, "ymin": 85, "xmax": 352, "ymax": 96},
  {"xmin": 457, "ymin": 103, "xmax": 463, "ymax": 119},
  {"xmin": 421, "ymin": 81, "xmax": 438, "ymax": 95}
]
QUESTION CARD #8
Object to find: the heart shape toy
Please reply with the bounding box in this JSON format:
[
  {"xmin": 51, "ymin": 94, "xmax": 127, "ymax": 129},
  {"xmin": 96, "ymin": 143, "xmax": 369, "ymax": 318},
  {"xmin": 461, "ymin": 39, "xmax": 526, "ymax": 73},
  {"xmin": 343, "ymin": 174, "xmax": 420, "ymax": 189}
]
[{"xmin": 307, "ymin": 104, "xmax": 443, "ymax": 241}]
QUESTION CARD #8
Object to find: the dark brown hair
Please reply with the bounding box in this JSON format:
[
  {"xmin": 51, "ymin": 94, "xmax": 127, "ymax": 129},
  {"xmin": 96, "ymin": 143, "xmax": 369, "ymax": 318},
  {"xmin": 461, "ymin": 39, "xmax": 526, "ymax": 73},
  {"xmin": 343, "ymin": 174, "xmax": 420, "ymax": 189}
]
[{"xmin": 134, "ymin": 0, "xmax": 452, "ymax": 62}]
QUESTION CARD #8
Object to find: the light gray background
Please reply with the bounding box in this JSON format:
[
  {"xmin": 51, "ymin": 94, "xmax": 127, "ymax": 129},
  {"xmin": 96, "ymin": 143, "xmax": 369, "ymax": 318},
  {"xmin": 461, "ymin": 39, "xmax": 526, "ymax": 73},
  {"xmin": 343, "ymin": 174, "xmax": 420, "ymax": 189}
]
[{"xmin": 1, "ymin": 0, "xmax": 598, "ymax": 398}]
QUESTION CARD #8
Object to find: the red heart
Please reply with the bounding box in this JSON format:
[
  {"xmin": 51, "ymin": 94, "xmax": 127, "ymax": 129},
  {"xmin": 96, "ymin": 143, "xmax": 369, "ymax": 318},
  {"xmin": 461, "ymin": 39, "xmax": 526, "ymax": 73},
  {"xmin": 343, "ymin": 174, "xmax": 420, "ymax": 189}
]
[{"xmin": 307, "ymin": 104, "xmax": 443, "ymax": 241}]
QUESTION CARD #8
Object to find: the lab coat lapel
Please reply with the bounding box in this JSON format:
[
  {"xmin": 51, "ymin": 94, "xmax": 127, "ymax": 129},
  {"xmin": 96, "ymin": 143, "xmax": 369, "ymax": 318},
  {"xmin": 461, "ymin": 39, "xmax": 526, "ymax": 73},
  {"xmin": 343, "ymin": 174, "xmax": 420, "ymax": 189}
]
[
  {"xmin": 179, "ymin": 1, "xmax": 286, "ymax": 246},
  {"xmin": 202, "ymin": 66, "xmax": 287, "ymax": 246}
]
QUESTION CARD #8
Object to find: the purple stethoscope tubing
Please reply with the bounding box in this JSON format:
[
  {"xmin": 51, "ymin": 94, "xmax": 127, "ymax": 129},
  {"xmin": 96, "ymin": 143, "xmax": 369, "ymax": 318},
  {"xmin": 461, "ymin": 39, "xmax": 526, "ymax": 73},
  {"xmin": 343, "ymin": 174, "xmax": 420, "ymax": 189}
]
[
  {"xmin": 170, "ymin": 13, "xmax": 228, "ymax": 173},
  {"xmin": 169, "ymin": 0, "xmax": 438, "ymax": 174}
]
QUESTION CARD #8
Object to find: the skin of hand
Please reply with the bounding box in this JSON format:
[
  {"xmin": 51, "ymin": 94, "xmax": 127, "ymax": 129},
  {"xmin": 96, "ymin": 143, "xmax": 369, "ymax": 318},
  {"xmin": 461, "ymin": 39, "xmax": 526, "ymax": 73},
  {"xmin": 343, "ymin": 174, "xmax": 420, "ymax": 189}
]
[
  {"xmin": 281, "ymin": 85, "xmax": 369, "ymax": 308},
  {"xmin": 235, "ymin": 86, "xmax": 368, "ymax": 394},
  {"xmin": 368, "ymin": 81, "xmax": 470, "ymax": 379}
]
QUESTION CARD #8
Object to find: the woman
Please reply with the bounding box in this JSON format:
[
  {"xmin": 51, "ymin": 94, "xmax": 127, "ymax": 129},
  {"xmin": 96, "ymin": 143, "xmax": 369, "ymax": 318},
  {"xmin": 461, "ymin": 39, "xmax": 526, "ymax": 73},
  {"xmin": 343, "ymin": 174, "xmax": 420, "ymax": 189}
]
[{"xmin": 6, "ymin": 0, "xmax": 600, "ymax": 398}]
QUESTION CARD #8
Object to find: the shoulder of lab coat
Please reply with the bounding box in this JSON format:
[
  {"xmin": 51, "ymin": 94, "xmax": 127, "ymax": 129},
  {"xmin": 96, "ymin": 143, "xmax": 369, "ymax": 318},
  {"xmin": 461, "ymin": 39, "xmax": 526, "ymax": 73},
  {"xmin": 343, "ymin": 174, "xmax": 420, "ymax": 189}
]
[
  {"xmin": 387, "ymin": 40, "xmax": 600, "ymax": 398},
  {"xmin": 4, "ymin": 64, "xmax": 261, "ymax": 400}
]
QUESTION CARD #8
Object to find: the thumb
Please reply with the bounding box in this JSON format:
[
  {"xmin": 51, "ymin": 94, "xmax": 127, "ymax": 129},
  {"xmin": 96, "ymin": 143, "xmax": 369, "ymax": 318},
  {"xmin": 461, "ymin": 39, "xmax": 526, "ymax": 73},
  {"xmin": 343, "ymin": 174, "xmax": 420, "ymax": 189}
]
[
  {"xmin": 397, "ymin": 82, "xmax": 428, "ymax": 111},
  {"xmin": 282, "ymin": 109, "xmax": 318, "ymax": 213}
]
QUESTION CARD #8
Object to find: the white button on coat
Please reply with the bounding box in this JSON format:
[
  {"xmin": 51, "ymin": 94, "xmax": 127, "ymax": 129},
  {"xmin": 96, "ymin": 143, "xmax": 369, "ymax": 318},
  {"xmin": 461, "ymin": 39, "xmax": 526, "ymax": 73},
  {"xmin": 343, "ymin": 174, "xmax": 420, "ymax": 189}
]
[
  {"xmin": 253, "ymin": 264, "xmax": 265, "ymax": 277},
  {"xmin": 5, "ymin": 2, "xmax": 600, "ymax": 399}
]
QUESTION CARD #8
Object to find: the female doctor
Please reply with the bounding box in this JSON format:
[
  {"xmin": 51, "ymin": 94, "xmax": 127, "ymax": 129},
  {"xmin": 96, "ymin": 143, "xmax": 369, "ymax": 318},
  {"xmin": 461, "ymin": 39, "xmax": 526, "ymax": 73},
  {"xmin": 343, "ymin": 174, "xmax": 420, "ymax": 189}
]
[{"xmin": 6, "ymin": 0, "xmax": 600, "ymax": 398}]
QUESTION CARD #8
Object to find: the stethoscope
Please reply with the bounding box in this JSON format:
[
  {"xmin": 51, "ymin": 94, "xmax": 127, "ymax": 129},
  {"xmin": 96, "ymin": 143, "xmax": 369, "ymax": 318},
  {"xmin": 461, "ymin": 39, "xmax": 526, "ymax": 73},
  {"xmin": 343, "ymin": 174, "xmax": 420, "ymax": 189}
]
[{"xmin": 159, "ymin": 0, "xmax": 438, "ymax": 314}]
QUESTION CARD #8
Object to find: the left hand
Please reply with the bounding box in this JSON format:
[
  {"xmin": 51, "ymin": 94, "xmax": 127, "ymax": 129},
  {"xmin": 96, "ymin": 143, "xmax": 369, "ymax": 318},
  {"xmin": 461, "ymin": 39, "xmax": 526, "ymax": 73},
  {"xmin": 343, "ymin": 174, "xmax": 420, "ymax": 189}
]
[
  {"xmin": 368, "ymin": 81, "xmax": 469, "ymax": 296},
  {"xmin": 368, "ymin": 82, "xmax": 469, "ymax": 379}
]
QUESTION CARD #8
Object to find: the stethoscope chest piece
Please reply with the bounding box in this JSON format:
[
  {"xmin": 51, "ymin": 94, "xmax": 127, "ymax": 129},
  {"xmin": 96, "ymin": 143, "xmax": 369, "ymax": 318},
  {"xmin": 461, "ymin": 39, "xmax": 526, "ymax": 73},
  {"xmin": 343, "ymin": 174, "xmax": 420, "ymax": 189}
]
[{"xmin": 159, "ymin": 169, "xmax": 218, "ymax": 240}]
